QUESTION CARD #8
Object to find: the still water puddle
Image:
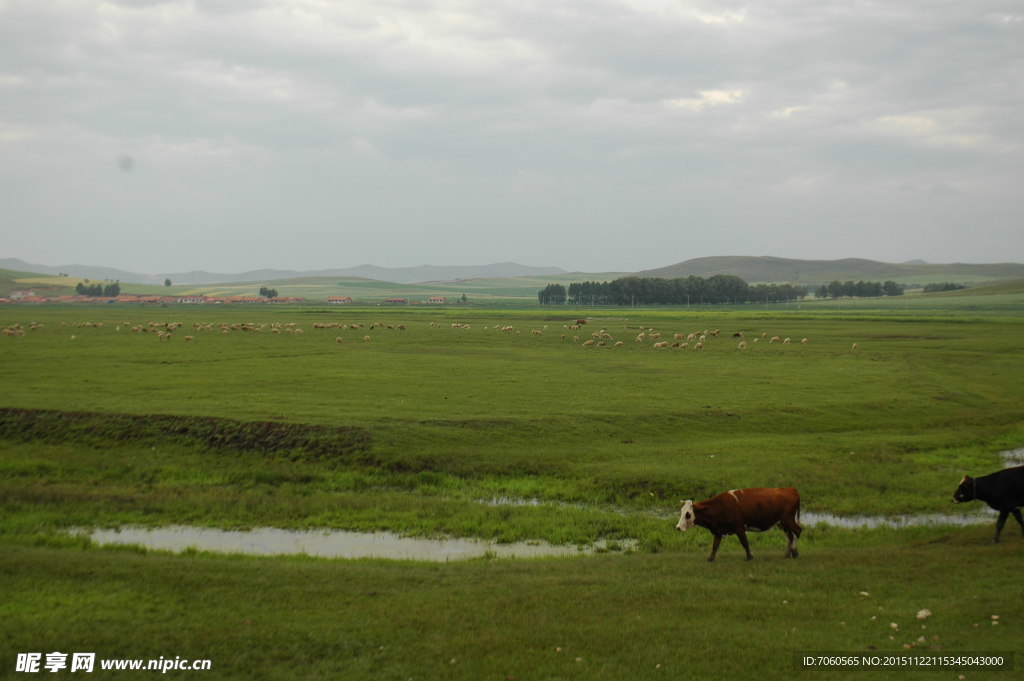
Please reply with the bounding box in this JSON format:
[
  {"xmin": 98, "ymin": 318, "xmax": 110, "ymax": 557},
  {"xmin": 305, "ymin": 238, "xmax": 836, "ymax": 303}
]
[
  {"xmin": 75, "ymin": 450, "xmax": 1022, "ymax": 560},
  {"xmin": 484, "ymin": 498, "xmax": 996, "ymax": 528},
  {"xmin": 801, "ymin": 511, "xmax": 994, "ymax": 529},
  {"xmin": 1003, "ymin": 448, "xmax": 1024, "ymax": 466},
  {"xmin": 76, "ymin": 526, "xmax": 624, "ymax": 561}
]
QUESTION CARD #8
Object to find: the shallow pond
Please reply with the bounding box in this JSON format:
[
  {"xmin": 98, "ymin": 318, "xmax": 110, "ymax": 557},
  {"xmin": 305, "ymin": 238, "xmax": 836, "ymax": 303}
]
[
  {"xmin": 484, "ymin": 499, "xmax": 996, "ymax": 528},
  {"xmin": 74, "ymin": 449, "xmax": 1020, "ymax": 560},
  {"xmin": 801, "ymin": 511, "xmax": 994, "ymax": 529},
  {"xmin": 1002, "ymin": 448, "xmax": 1024, "ymax": 467},
  {"xmin": 76, "ymin": 526, "xmax": 628, "ymax": 561}
]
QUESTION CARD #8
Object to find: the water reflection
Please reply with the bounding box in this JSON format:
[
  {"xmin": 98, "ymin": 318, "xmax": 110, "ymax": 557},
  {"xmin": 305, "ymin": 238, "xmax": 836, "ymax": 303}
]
[
  {"xmin": 802, "ymin": 511, "xmax": 994, "ymax": 529},
  {"xmin": 1002, "ymin": 448, "xmax": 1024, "ymax": 467},
  {"xmin": 75, "ymin": 449, "xmax": 1023, "ymax": 559},
  {"xmin": 77, "ymin": 526, "xmax": 625, "ymax": 561}
]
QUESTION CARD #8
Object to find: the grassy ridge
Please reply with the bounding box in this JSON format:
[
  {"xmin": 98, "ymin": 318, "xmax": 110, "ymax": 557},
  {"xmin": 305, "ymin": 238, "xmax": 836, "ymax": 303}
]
[{"xmin": 0, "ymin": 408, "xmax": 370, "ymax": 464}]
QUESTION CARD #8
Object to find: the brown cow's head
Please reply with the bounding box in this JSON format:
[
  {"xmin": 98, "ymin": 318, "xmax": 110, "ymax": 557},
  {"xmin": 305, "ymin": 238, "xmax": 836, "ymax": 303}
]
[{"xmin": 676, "ymin": 500, "xmax": 696, "ymax": 531}]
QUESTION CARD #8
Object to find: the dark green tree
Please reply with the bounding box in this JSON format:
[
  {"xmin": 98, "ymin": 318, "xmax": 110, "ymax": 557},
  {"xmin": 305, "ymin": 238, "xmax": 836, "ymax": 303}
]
[
  {"xmin": 538, "ymin": 283, "xmax": 567, "ymax": 305},
  {"xmin": 923, "ymin": 282, "xmax": 967, "ymax": 293},
  {"xmin": 882, "ymin": 281, "xmax": 903, "ymax": 296}
]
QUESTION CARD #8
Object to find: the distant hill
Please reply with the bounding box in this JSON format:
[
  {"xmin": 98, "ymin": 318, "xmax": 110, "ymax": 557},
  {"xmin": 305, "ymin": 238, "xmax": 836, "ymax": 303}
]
[
  {"xmin": 0, "ymin": 259, "xmax": 153, "ymax": 285},
  {"xmin": 5, "ymin": 255, "xmax": 1023, "ymax": 298},
  {"xmin": 0, "ymin": 259, "xmax": 566, "ymax": 286},
  {"xmin": 637, "ymin": 256, "xmax": 1024, "ymax": 286}
]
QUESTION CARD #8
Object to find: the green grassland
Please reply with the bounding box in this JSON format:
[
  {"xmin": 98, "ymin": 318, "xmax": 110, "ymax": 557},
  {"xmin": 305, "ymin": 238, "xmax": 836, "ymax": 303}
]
[
  {"xmin": 0, "ymin": 268, "xmax": 76, "ymax": 298},
  {"xmin": 2, "ymin": 298, "xmax": 1023, "ymax": 679}
]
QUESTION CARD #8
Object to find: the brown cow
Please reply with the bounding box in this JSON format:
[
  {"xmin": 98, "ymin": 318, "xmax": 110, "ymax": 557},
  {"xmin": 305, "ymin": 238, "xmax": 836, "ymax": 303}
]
[{"xmin": 675, "ymin": 487, "xmax": 802, "ymax": 562}]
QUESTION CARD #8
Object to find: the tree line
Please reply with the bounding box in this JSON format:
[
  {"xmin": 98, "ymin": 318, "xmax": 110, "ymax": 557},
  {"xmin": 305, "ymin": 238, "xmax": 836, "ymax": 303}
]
[
  {"xmin": 813, "ymin": 280, "xmax": 903, "ymax": 299},
  {"xmin": 538, "ymin": 275, "xmax": 807, "ymax": 306},
  {"xmin": 538, "ymin": 275, "xmax": 921, "ymax": 305},
  {"xmin": 75, "ymin": 282, "xmax": 121, "ymax": 297},
  {"xmin": 922, "ymin": 282, "xmax": 966, "ymax": 293}
]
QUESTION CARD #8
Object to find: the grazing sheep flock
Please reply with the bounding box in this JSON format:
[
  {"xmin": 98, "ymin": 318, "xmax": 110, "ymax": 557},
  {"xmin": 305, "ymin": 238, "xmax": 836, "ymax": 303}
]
[{"xmin": 2, "ymin": 316, "xmax": 865, "ymax": 358}]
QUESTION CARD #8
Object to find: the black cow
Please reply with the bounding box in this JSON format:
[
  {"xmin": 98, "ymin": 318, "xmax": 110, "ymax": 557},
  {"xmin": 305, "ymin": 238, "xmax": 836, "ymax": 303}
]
[{"xmin": 952, "ymin": 465, "xmax": 1024, "ymax": 543}]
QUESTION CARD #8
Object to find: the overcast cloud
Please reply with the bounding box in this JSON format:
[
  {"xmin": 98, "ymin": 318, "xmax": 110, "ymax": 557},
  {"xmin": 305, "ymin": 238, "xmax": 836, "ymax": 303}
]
[{"xmin": 1, "ymin": 0, "xmax": 1021, "ymax": 274}]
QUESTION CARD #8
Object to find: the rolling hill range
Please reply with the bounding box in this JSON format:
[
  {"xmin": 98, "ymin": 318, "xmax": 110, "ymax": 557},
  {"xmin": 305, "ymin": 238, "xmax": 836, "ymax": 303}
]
[
  {"xmin": 638, "ymin": 256, "xmax": 1024, "ymax": 286},
  {"xmin": 0, "ymin": 258, "xmax": 565, "ymax": 286},
  {"xmin": 3, "ymin": 255, "xmax": 1023, "ymax": 302}
]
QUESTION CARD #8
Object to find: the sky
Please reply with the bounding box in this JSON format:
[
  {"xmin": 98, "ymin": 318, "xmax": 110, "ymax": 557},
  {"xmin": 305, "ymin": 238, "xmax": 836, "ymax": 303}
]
[{"xmin": 1, "ymin": 0, "xmax": 1022, "ymax": 275}]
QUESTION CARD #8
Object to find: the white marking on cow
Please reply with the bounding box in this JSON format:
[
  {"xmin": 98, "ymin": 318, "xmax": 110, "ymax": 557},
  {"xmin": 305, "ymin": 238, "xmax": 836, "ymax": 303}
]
[{"xmin": 676, "ymin": 500, "xmax": 696, "ymax": 532}]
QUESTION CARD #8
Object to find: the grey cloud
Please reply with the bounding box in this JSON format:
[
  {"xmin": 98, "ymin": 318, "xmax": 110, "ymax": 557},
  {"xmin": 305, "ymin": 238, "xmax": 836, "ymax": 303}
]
[{"xmin": 1, "ymin": 0, "xmax": 1021, "ymax": 273}]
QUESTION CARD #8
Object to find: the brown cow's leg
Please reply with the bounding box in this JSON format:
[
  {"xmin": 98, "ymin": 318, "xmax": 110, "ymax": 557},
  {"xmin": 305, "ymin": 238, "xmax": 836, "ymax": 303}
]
[
  {"xmin": 781, "ymin": 522, "xmax": 800, "ymax": 558},
  {"xmin": 787, "ymin": 530, "xmax": 799, "ymax": 558},
  {"xmin": 736, "ymin": 530, "xmax": 753, "ymax": 560},
  {"xmin": 707, "ymin": 534, "xmax": 723, "ymax": 562}
]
